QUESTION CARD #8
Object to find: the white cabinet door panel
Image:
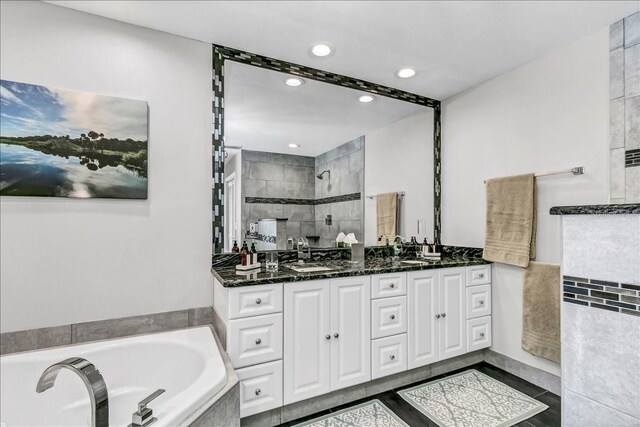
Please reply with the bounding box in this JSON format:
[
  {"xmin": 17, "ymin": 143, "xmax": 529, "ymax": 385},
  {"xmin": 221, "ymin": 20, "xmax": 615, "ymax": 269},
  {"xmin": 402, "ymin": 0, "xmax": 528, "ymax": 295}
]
[
  {"xmin": 466, "ymin": 264, "xmax": 491, "ymax": 286},
  {"xmin": 229, "ymin": 283, "xmax": 283, "ymax": 319},
  {"xmin": 371, "ymin": 273, "xmax": 406, "ymax": 299},
  {"xmin": 371, "ymin": 296, "xmax": 407, "ymax": 339},
  {"xmin": 371, "ymin": 334, "xmax": 407, "ymax": 379},
  {"xmin": 330, "ymin": 276, "xmax": 371, "ymax": 391},
  {"xmin": 407, "ymin": 270, "xmax": 439, "ymax": 369},
  {"xmin": 284, "ymin": 280, "xmax": 331, "ymax": 405},
  {"xmin": 439, "ymin": 268, "xmax": 467, "ymax": 360},
  {"xmin": 236, "ymin": 360, "xmax": 283, "ymax": 418},
  {"xmin": 467, "ymin": 316, "xmax": 492, "ymax": 352},
  {"xmin": 466, "ymin": 284, "xmax": 491, "ymax": 319}
]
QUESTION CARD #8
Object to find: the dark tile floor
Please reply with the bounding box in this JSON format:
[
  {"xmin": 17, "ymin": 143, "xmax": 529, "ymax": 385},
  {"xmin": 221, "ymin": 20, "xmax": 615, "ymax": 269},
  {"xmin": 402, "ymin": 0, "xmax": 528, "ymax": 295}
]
[{"xmin": 278, "ymin": 361, "xmax": 560, "ymax": 427}]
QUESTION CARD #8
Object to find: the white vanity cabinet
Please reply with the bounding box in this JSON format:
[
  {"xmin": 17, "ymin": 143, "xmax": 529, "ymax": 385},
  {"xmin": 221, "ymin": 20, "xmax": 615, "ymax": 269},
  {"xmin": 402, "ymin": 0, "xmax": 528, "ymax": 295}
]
[
  {"xmin": 283, "ymin": 276, "xmax": 371, "ymax": 405},
  {"xmin": 407, "ymin": 266, "xmax": 492, "ymax": 370}
]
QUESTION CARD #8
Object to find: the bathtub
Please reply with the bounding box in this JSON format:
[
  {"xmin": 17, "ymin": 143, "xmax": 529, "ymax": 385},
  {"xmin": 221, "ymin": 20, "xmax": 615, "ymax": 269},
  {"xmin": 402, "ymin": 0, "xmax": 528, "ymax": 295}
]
[{"xmin": 0, "ymin": 326, "xmax": 228, "ymax": 426}]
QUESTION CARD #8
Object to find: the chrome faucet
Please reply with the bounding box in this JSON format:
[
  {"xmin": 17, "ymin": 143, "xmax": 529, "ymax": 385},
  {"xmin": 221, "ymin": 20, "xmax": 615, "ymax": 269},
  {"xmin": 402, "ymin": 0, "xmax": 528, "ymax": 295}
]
[
  {"xmin": 297, "ymin": 237, "xmax": 311, "ymax": 263},
  {"xmin": 36, "ymin": 357, "xmax": 109, "ymax": 427}
]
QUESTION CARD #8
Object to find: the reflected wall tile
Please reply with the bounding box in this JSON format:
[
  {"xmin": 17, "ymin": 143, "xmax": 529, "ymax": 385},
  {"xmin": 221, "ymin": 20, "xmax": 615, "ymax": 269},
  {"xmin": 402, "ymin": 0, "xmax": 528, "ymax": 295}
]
[
  {"xmin": 611, "ymin": 48, "xmax": 625, "ymax": 100},
  {"xmin": 610, "ymin": 97, "xmax": 625, "ymax": 149}
]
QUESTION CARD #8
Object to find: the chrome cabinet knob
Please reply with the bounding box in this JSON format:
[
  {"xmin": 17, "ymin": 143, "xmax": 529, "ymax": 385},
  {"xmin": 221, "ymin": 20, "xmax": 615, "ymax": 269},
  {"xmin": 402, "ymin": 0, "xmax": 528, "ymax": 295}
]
[
  {"xmin": 256, "ymin": 298, "xmax": 262, "ymax": 305},
  {"xmin": 325, "ymin": 335, "xmax": 331, "ymax": 340},
  {"xmin": 255, "ymin": 389, "xmax": 262, "ymax": 396},
  {"xmin": 441, "ymin": 313, "xmax": 446, "ymax": 318},
  {"xmin": 479, "ymin": 273, "xmax": 485, "ymax": 278},
  {"xmin": 480, "ymin": 332, "xmax": 485, "ymax": 338},
  {"xmin": 390, "ymin": 355, "xmax": 396, "ymax": 360},
  {"xmin": 255, "ymin": 338, "xmax": 262, "ymax": 345},
  {"xmin": 479, "ymin": 300, "xmax": 485, "ymax": 305},
  {"xmin": 435, "ymin": 314, "xmax": 441, "ymax": 318},
  {"xmin": 334, "ymin": 333, "xmax": 339, "ymax": 338},
  {"xmin": 390, "ymin": 314, "xmax": 396, "ymax": 320},
  {"xmin": 389, "ymin": 283, "xmax": 395, "ymax": 288}
]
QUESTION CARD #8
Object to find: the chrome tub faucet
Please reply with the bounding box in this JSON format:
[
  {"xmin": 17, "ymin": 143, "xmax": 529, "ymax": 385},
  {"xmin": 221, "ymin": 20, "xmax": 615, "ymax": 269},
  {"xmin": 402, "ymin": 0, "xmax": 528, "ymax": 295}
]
[{"xmin": 36, "ymin": 357, "xmax": 109, "ymax": 427}]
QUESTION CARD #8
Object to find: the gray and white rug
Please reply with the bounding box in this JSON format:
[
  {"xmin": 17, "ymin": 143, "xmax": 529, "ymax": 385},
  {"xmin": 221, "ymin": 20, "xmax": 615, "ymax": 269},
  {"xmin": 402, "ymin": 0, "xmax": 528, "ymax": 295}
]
[
  {"xmin": 398, "ymin": 370, "xmax": 548, "ymax": 427},
  {"xmin": 293, "ymin": 399, "xmax": 409, "ymax": 427}
]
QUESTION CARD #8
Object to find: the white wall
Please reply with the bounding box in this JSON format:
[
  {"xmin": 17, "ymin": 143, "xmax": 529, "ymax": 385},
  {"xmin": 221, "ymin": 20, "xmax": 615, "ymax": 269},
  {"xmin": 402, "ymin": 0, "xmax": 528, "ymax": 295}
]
[
  {"xmin": 224, "ymin": 152, "xmax": 242, "ymax": 251},
  {"xmin": 0, "ymin": 1, "xmax": 213, "ymax": 332},
  {"xmin": 442, "ymin": 28, "xmax": 610, "ymax": 376},
  {"xmin": 364, "ymin": 109, "xmax": 434, "ymax": 245}
]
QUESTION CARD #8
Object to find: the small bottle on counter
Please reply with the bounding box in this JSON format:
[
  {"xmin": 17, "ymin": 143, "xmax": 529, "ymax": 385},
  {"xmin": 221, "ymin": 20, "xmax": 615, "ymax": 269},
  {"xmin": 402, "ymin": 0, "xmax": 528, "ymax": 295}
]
[
  {"xmin": 250, "ymin": 243, "xmax": 258, "ymax": 265},
  {"xmin": 241, "ymin": 241, "xmax": 249, "ymax": 266},
  {"xmin": 232, "ymin": 240, "xmax": 239, "ymax": 253}
]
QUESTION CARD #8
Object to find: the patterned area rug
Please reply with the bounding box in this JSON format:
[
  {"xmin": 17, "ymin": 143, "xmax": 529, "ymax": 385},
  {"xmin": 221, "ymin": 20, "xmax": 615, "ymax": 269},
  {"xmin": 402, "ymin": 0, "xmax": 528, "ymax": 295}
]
[
  {"xmin": 398, "ymin": 370, "xmax": 548, "ymax": 427},
  {"xmin": 293, "ymin": 399, "xmax": 409, "ymax": 427}
]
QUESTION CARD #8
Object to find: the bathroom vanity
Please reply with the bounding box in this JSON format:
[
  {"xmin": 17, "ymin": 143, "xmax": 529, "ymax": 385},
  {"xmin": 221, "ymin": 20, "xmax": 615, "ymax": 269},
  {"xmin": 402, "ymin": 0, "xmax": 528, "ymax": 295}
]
[{"xmin": 212, "ymin": 251, "xmax": 492, "ymax": 421}]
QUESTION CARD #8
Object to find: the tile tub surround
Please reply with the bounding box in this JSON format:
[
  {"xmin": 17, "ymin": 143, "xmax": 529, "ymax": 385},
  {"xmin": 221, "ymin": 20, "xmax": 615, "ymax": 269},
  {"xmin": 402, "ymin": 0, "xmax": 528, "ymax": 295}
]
[
  {"xmin": 212, "ymin": 254, "xmax": 489, "ymax": 287},
  {"xmin": 610, "ymin": 12, "xmax": 640, "ymax": 203},
  {"xmin": 559, "ymin": 210, "xmax": 640, "ymax": 425},
  {"xmin": 0, "ymin": 306, "xmax": 214, "ymax": 355}
]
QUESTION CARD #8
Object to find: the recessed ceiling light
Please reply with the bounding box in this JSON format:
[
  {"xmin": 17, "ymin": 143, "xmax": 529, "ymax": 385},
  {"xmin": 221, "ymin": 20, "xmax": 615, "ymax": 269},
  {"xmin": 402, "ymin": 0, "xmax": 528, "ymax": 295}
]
[
  {"xmin": 358, "ymin": 95, "xmax": 375, "ymax": 103},
  {"xmin": 396, "ymin": 68, "xmax": 416, "ymax": 78},
  {"xmin": 310, "ymin": 43, "xmax": 333, "ymax": 57},
  {"xmin": 288, "ymin": 143, "xmax": 300, "ymax": 148},
  {"xmin": 285, "ymin": 77, "xmax": 304, "ymax": 87}
]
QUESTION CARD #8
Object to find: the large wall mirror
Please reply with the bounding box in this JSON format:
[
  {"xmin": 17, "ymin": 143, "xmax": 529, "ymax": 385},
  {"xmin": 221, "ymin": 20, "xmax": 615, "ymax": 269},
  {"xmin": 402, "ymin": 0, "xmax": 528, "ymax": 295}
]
[{"xmin": 212, "ymin": 46, "xmax": 441, "ymax": 253}]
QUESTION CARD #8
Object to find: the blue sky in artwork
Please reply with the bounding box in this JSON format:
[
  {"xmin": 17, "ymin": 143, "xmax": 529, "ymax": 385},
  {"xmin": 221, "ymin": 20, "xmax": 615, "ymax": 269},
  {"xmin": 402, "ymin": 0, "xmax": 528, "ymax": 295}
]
[{"xmin": 0, "ymin": 80, "xmax": 147, "ymax": 140}]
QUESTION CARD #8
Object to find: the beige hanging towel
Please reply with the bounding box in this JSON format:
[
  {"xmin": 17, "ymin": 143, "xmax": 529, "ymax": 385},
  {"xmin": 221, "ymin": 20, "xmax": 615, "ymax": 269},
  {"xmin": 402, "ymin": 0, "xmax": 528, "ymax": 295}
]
[
  {"xmin": 522, "ymin": 261, "xmax": 560, "ymax": 364},
  {"xmin": 376, "ymin": 192, "xmax": 399, "ymax": 241},
  {"xmin": 483, "ymin": 173, "xmax": 537, "ymax": 268}
]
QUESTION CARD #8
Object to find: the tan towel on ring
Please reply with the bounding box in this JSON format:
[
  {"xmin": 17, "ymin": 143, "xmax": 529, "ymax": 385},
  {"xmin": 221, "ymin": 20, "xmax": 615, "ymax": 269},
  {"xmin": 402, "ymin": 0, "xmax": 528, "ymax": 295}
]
[
  {"xmin": 483, "ymin": 173, "xmax": 537, "ymax": 268},
  {"xmin": 522, "ymin": 262, "xmax": 560, "ymax": 364},
  {"xmin": 376, "ymin": 192, "xmax": 398, "ymax": 242}
]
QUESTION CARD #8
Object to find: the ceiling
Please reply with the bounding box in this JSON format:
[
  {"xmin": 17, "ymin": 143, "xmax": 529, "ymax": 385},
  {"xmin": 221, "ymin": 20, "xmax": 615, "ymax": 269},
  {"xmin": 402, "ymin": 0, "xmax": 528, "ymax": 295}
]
[
  {"xmin": 225, "ymin": 61, "xmax": 426, "ymax": 157},
  {"xmin": 47, "ymin": 1, "xmax": 638, "ymax": 100}
]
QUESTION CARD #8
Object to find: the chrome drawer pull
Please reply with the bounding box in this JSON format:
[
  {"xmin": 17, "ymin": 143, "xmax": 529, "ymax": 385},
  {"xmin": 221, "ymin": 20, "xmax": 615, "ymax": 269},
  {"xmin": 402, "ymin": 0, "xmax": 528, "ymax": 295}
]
[
  {"xmin": 389, "ymin": 283, "xmax": 395, "ymax": 288},
  {"xmin": 478, "ymin": 273, "xmax": 485, "ymax": 278},
  {"xmin": 480, "ymin": 332, "xmax": 485, "ymax": 338},
  {"xmin": 479, "ymin": 300, "xmax": 485, "ymax": 305},
  {"xmin": 441, "ymin": 313, "xmax": 446, "ymax": 318},
  {"xmin": 390, "ymin": 314, "xmax": 395, "ymax": 320},
  {"xmin": 435, "ymin": 314, "xmax": 441, "ymax": 318},
  {"xmin": 334, "ymin": 333, "xmax": 339, "ymax": 338},
  {"xmin": 255, "ymin": 338, "xmax": 262, "ymax": 345},
  {"xmin": 390, "ymin": 355, "xmax": 395, "ymax": 360},
  {"xmin": 255, "ymin": 298, "xmax": 262, "ymax": 305},
  {"xmin": 255, "ymin": 389, "xmax": 261, "ymax": 396},
  {"xmin": 325, "ymin": 334, "xmax": 331, "ymax": 340}
]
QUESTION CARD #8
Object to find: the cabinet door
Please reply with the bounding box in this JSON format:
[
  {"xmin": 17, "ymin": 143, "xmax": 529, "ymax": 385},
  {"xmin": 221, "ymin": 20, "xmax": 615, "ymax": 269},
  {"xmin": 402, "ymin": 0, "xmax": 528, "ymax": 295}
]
[
  {"xmin": 438, "ymin": 268, "xmax": 467, "ymax": 360},
  {"xmin": 330, "ymin": 276, "xmax": 371, "ymax": 391},
  {"xmin": 284, "ymin": 280, "xmax": 331, "ymax": 405},
  {"xmin": 407, "ymin": 270, "xmax": 439, "ymax": 369}
]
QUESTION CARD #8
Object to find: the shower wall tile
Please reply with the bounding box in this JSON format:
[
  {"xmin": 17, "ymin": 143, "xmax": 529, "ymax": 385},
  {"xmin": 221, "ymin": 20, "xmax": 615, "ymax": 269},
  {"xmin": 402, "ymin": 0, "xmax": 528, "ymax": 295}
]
[
  {"xmin": 610, "ymin": 19, "xmax": 624, "ymax": 51},
  {"xmin": 610, "ymin": 48, "xmax": 625, "ymax": 99},
  {"xmin": 626, "ymin": 96, "xmax": 640, "ymax": 150},
  {"xmin": 0, "ymin": 325, "xmax": 71, "ymax": 355},
  {"xmin": 611, "ymin": 148, "xmax": 626, "ymax": 199},
  {"xmin": 564, "ymin": 388, "xmax": 640, "ymax": 427},
  {"xmin": 610, "ymin": 98, "xmax": 625, "ymax": 148},
  {"xmin": 625, "ymin": 12, "xmax": 640, "ymax": 48},
  {"xmin": 248, "ymin": 161, "xmax": 285, "ymax": 181},
  {"xmin": 284, "ymin": 165, "xmax": 315, "ymax": 184},
  {"xmin": 626, "ymin": 166, "xmax": 640, "ymax": 202}
]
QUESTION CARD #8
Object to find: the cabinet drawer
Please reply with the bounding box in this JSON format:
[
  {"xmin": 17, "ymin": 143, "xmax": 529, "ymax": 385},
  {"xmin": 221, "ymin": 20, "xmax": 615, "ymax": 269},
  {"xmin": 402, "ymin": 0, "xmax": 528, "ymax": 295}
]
[
  {"xmin": 236, "ymin": 360, "xmax": 283, "ymax": 418},
  {"xmin": 371, "ymin": 296, "xmax": 407, "ymax": 339},
  {"xmin": 371, "ymin": 273, "xmax": 406, "ymax": 299},
  {"xmin": 228, "ymin": 313, "xmax": 283, "ymax": 368},
  {"xmin": 229, "ymin": 283, "xmax": 283, "ymax": 319},
  {"xmin": 372, "ymin": 334, "xmax": 407, "ymax": 379},
  {"xmin": 466, "ymin": 265, "xmax": 491, "ymax": 286},
  {"xmin": 466, "ymin": 284, "xmax": 491, "ymax": 319},
  {"xmin": 467, "ymin": 316, "xmax": 492, "ymax": 352}
]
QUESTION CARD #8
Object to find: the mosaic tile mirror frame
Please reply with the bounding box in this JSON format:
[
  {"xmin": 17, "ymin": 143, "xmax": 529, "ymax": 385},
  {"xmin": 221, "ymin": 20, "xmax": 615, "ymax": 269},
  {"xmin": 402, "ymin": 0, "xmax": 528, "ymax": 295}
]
[{"xmin": 211, "ymin": 44, "xmax": 442, "ymax": 253}]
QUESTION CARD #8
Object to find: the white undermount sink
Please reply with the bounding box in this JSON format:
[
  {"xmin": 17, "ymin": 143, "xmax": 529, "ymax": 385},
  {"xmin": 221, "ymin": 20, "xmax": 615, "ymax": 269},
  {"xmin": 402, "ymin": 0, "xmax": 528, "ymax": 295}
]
[
  {"xmin": 401, "ymin": 260, "xmax": 430, "ymax": 265},
  {"xmin": 287, "ymin": 265, "xmax": 335, "ymax": 273}
]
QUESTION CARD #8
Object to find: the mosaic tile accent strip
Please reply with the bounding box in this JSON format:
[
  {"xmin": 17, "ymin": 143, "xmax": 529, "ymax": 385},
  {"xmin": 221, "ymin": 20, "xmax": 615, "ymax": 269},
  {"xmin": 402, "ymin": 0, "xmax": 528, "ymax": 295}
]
[
  {"xmin": 211, "ymin": 44, "xmax": 442, "ymax": 252},
  {"xmin": 563, "ymin": 275, "xmax": 640, "ymax": 317},
  {"xmin": 550, "ymin": 203, "xmax": 640, "ymax": 215},
  {"xmin": 626, "ymin": 149, "xmax": 640, "ymax": 168},
  {"xmin": 245, "ymin": 192, "xmax": 361, "ymax": 205},
  {"xmin": 294, "ymin": 399, "xmax": 408, "ymax": 427},
  {"xmin": 398, "ymin": 369, "xmax": 548, "ymax": 427}
]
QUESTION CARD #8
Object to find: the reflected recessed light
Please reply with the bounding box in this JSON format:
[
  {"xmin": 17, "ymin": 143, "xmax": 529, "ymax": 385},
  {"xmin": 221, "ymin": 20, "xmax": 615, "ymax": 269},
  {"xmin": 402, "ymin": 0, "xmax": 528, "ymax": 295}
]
[
  {"xmin": 288, "ymin": 143, "xmax": 300, "ymax": 148},
  {"xmin": 358, "ymin": 95, "xmax": 375, "ymax": 103},
  {"xmin": 285, "ymin": 77, "xmax": 304, "ymax": 87},
  {"xmin": 396, "ymin": 68, "xmax": 416, "ymax": 78},
  {"xmin": 310, "ymin": 43, "xmax": 333, "ymax": 57}
]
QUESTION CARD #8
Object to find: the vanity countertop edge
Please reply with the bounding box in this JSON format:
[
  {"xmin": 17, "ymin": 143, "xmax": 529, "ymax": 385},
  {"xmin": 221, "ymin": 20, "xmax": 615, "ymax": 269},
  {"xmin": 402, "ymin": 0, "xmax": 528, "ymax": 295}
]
[{"xmin": 212, "ymin": 256, "xmax": 491, "ymax": 287}]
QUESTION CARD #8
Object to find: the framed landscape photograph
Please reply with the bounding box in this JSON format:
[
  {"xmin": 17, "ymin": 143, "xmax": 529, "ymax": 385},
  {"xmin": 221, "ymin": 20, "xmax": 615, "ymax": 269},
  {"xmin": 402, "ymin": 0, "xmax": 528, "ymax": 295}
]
[{"xmin": 0, "ymin": 79, "xmax": 148, "ymax": 199}]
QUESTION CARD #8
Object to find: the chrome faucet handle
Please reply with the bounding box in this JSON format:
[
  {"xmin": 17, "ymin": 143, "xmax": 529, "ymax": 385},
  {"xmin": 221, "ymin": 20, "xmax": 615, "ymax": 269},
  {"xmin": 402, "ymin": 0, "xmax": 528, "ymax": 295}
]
[{"xmin": 130, "ymin": 389, "xmax": 165, "ymax": 427}]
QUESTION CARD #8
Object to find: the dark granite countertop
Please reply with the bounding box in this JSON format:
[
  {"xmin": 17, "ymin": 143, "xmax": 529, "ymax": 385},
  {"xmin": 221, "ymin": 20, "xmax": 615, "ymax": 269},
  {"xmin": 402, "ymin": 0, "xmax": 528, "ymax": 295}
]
[
  {"xmin": 550, "ymin": 203, "xmax": 640, "ymax": 215},
  {"xmin": 212, "ymin": 255, "xmax": 490, "ymax": 287}
]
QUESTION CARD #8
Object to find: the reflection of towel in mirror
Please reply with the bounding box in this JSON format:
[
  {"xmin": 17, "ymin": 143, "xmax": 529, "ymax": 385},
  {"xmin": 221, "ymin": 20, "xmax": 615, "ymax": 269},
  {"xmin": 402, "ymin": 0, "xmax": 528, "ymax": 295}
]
[
  {"xmin": 522, "ymin": 261, "xmax": 560, "ymax": 363},
  {"xmin": 483, "ymin": 173, "xmax": 536, "ymax": 268},
  {"xmin": 376, "ymin": 192, "xmax": 399, "ymax": 240}
]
